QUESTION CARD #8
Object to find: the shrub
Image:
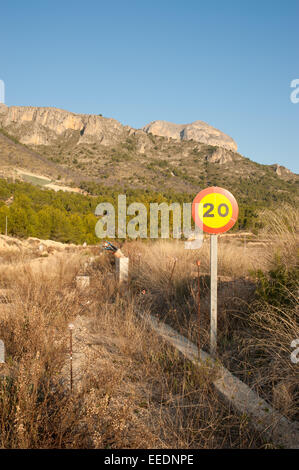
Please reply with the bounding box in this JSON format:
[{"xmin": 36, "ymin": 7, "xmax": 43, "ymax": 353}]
[{"xmin": 256, "ymin": 262, "xmax": 298, "ymax": 307}]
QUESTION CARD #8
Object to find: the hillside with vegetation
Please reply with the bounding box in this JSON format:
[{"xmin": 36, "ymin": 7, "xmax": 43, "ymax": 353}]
[
  {"xmin": 0, "ymin": 204, "xmax": 297, "ymax": 448},
  {"xmin": 0, "ymin": 107, "xmax": 298, "ymax": 450},
  {"xmin": 0, "ymin": 174, "xmax": 297, "ymax": 245},
  {"xmin": 0, "ymin": 105, "xmax": 297, "ymax": 192},
  {"xmin": 0, "ymin": 105, "xmax": 298, "ymax": 244}
]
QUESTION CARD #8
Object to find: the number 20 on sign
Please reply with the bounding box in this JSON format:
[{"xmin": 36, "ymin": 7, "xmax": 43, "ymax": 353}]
[{"xmin": 192, "ymin": 187, "xmax": 239, "ymax": 356}]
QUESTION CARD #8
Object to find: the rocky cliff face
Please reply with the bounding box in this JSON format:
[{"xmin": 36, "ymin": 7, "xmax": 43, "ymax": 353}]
[
  {"xmin": 206, "ymin": 147, "xmax": 241, "ymax": 164},
  {"xmin": 0, "ymin": 104, "xmax": 238, "ymax": 152},
  {"xmin": 271, "ymin": 164, "xmax": 293, "ymax": 177},
  {"xmin": 143, "ymin": 120, "xmax": 238, "ymax": 151},
  {"xmin": 0, "ymin": 104, "xmax": 128, "ymax": 146}
]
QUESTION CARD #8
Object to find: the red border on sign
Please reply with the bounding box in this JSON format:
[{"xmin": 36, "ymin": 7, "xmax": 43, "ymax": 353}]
[{"xmin": 192, "ymin": 186, "xmax": 239, "ymax": 234}]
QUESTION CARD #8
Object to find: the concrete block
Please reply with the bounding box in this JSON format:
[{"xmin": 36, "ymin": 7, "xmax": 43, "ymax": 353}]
[
  {"xmin": 138, "ymin": 311, "xmax": 299, "ymax": 449},
  {"xmin": 0, "ymin": 339, "xmax": 4, "ymax": 363},
  {"xmin": 115, "ymin": 257, "xmax": 129, "ymax": 283}
]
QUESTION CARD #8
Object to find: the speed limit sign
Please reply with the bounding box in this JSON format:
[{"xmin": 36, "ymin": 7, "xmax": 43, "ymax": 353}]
[
  {"xmin": 192, "ymin": 187, "xmax": 239, "ymax": 356},
  {"xmin": 192, "ymin": 186, "xmax": 239, "ymax": 234}
]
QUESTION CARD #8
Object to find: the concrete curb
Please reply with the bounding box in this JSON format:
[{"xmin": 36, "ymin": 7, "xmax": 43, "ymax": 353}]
[{"xmin": 140, "ymin": 312, "xmax": 299, "ymax": 449}]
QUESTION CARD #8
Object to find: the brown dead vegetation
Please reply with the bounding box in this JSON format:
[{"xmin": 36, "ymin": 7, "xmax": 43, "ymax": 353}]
[{"xmin": 0, "ymin": 204, "xmax": 297, "ymax": 448}]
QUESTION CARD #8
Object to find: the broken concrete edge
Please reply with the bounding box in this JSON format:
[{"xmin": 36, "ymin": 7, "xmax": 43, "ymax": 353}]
[{"xmin": 137, "ymin": 311, "xmax": 299, "ymax": 449}]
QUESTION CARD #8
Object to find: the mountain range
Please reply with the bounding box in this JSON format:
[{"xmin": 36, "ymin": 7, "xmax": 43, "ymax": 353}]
[{"xmin": 0, "ymin": 104, "xmax": 297, "ymax": 206}]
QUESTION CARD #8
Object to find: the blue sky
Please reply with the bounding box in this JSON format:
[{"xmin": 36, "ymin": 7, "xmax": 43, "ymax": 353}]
[{"xmin": 1, "ymin": 0, "xmax": 298, "ymax": 172}]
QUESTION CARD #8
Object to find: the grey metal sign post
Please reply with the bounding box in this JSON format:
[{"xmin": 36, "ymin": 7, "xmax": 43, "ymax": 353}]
[
  {"xmin": 192, "ymin": 187, "xmax": 239, "ymax": 358},
  {"xmin": 210, "ymin": 235, "xmax": 218, "ymax": 356}
]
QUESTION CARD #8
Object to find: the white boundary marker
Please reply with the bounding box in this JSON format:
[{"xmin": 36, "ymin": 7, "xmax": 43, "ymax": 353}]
[
  {"xmin": 0, "ymin": 339, "xmax": 4, "ymax": 363},
  {"xmin": 115, "ymin": 257, "xmax": 129, "ymax": 283},
  {"xmin": 138, "ymin": 312, "xmax": 299, "ymax": 449}
]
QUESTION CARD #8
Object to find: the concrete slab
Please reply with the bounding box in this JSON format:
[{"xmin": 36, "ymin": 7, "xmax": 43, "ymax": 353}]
[{"xmin": 139, "ymin": 312, "xmax": 299, "ymax": 449}]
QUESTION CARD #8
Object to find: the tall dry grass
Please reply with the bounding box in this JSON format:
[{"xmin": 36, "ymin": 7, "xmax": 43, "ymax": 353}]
[
  {"xmin": 126, "ymin": 237, "xmax": 262, "ymax": 350},
  {"xmin": 1, "ymin": 201, "xmax": 297, "ymax": 448},
  {"xmin": 77, "ymin": 279, "xmax": 264, "ymax": 449},
  {"xmin": 259, "ymin": 203, "xmax": 298, "ymax": 270},
  {"xmin": 126, "ymin": 204, "xmax": 298, "ymax": 422},
  {"xmin": 0, "ymin": 252, "xmax": 87, "ymax": 448},
  {"xmin": 128, "ymin": 235, "xmax": 266, "ymax": 292},
  {"xmin": 0, "ymin": 246, "xmax": 265, "ymax": 448},
  {"xmin": 237, "ymin": 203, "xmax": 299, "ymax": 420}
]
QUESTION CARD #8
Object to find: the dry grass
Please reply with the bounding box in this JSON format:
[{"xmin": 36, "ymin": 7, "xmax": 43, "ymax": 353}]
[
  {"xmin": 259, "ymin": 203, "xmax": 298, "ymax": 269},
  {"xmin": 0, "ymin": 253, "xmax": 85, "ymax": 448},
  {"xmin": 126, "ymin": 237, "xmax": 262, "ymax": 353},
  {"xmin": 240, "ymin": 299, "xmax": 299, "ymax": 419},
  {"xmin": 74, "ymin": 283, "xmax": 264, "ymax": 449},
  {"xmin": 126, "ymin": 204, "xmax": 299, "ymax": 423},
  {"xmin": 127, "ymin": 235, "xmax": 266, "ymax": 287},
  {"xmin": 0, "ymin": 244, "xmax": 265, "ymax": 448},
  {"xmin": 0, "ymin": 204, "xmax": 297, "ymax": 447},
  {"xmin": 234, "ymin": 204, "xmax": 299, "ymax": 419}
]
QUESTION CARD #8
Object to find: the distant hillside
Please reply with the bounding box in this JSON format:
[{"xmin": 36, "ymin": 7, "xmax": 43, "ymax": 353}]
[
  {"xmin": 0, "ymin": 127, "xmax": 78, "ymax": 182},
  {"xmin": 0, "ymin": 104, "xmax": 297, "ymax": 210},
  {"xmin": 0, "ymin": 176, "xmax": 286, "ymax": 244}
]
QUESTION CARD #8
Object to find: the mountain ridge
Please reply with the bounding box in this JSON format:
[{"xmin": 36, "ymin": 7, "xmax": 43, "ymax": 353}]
[
  {"xmin": 0, "ymin": 104, "xmax": 238, "ymax": 151},
  {"xmin": 0, "ymin": 104, "xmax": 297, "ymax": 205}
]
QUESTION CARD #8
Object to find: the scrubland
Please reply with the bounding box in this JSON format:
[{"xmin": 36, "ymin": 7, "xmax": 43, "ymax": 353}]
[{"xmin": 0, "ymin": 204, "xmax": 297, "ymax": 448}]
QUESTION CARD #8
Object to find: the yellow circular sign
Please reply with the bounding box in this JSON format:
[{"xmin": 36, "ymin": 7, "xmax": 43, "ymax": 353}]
[{"xmin": 192, "ymin": 187, "xmax": 239, "ymax": 234}]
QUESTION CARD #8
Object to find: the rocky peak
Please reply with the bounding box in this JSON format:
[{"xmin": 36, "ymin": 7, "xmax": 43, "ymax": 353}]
[{"xmin": 143, "ymin": 119, "xmax": 238, "ymax": 151}]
